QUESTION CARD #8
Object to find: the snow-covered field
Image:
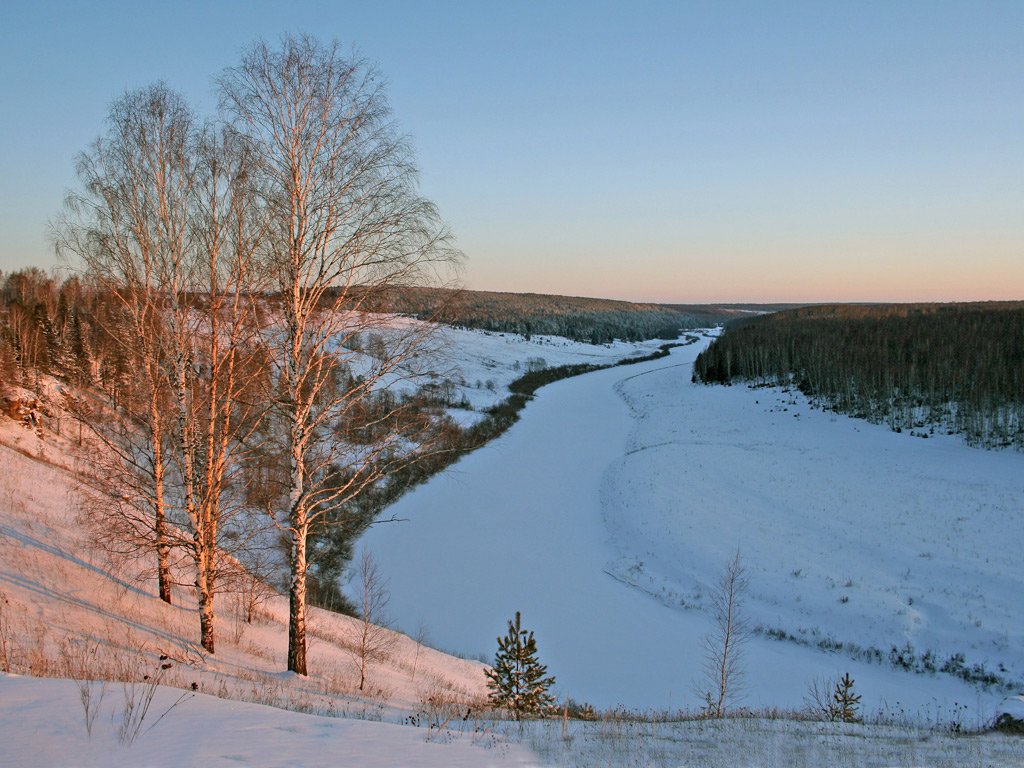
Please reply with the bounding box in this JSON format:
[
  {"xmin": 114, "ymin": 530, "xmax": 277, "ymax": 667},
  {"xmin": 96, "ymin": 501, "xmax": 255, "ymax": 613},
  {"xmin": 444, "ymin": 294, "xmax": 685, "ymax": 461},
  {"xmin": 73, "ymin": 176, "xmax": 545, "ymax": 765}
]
[
  {"xmin": 0, "ymin": 674, "xmax": 535, "ymax": 767},
  {"xmin": 360, "ymin": 332, "xmax": 1024, "ymax": 720},
  {"xmin": 6, "ymin": 672, "xmax": 1024, "ymax": 768},
  {"xmin": 526, "ymin": 715, "xmax": 1024, "ymax": 768},
  {"xmin": 412, "ymin": 323, "xmax": 672, "ymax": 425}
]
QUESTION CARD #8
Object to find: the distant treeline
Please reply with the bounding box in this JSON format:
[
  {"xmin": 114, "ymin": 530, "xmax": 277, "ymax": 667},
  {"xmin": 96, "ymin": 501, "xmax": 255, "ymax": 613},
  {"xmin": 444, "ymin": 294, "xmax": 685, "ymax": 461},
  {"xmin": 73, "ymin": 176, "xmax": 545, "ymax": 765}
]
[
  {"xmin": 693, "ymin": 303, "xmax": 1024, "ymax": 450},
  {"xmin": 378, "ymin": 287, "xmax": 736, "ymax": 344}
]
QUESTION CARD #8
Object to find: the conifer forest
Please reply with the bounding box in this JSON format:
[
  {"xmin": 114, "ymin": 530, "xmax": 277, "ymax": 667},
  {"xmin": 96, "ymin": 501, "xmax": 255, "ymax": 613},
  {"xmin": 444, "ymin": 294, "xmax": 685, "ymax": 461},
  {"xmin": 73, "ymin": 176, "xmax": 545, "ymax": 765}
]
[{"xmin": 692, "ymin": 303, "xmax": 1024, "ymax": 450}]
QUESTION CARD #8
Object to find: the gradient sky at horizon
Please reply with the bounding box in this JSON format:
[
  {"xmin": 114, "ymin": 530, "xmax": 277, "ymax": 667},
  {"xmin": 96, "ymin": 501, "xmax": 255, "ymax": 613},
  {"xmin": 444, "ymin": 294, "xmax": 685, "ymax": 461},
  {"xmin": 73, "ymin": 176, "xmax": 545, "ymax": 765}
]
[{"xmin": 1, "ymin": 0, "xmax": 1021, "ymax": 303}]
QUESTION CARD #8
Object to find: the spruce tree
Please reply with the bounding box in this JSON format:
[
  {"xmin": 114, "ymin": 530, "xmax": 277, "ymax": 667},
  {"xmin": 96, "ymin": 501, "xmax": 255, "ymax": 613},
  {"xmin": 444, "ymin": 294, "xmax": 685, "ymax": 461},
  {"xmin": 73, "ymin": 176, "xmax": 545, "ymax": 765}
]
[
  {"xmin": 832, "ymin": 672, "xmax": 862, "ymax": 723},
  {"xmin": 485, "ymin": 611, "xmax": 556, "ymax": 720}
]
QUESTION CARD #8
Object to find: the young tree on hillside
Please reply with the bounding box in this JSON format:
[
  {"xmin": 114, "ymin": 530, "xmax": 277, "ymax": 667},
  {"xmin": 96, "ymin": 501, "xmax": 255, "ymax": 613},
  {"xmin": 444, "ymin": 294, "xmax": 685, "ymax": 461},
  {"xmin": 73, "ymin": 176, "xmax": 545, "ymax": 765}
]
[
  {"xmin": 699, "ymin": 549, "xmax": 750, "ymax": 717},
  {"xmin": 485, "ymin": 611, "xmax": 557, "ymax": 720},
  {"xmin": 218, "ymin": 34, "xmax": 459, "ymax": 675},
  {"xmin": 351, "ymin": 549, "xmax": 396, "ymax": 691},
  {"xmin": 831, "ymin": 673, "xmax": 862, "ymax": 723}
]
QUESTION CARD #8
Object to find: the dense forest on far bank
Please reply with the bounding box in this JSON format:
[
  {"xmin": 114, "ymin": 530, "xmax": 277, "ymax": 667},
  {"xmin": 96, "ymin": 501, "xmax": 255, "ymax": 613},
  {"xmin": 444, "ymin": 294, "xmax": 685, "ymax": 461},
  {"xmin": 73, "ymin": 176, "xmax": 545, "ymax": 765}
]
[
  {"xmin": 377, "ymin": 286, "xmax": 740, "ymax": 343},
  {"xmin": 693, "ymin": 302, "xmax": 1024, "ymax": 450}
]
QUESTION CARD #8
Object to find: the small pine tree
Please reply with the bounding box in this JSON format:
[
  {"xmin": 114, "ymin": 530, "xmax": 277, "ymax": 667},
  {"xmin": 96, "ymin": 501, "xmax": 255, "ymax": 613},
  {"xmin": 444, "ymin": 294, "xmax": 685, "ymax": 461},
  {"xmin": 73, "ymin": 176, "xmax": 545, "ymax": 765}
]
[
  {"xmin": 832, "ymin": 672, "xmax": 862, "ymax": 723},
  {"xmin": 485, "ymin": 611, "xmax": 556, "ymax": 720}
]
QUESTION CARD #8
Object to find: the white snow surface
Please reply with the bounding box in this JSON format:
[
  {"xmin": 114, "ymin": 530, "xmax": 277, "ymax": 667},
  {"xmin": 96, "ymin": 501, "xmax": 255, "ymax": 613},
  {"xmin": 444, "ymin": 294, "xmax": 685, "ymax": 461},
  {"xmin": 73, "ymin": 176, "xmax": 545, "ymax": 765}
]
[
  {"xmin": 0, "ymin": 674, "xmax": 535, "ymax": 767},
  {"xmin": 359, "ymin": 333, "xmax": 1024, "ymax": 717}
]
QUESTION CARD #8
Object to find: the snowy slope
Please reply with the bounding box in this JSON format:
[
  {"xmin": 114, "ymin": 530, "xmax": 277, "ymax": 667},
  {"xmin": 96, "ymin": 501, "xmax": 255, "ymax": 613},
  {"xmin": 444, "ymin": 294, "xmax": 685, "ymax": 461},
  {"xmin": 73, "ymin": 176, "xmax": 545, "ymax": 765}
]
[
  {"xmin": 0, "ymin": 405, "xmax": 534, "ymax": 765},
  {"xmin": 359, "ymin": 333, "xmax": 1024, "ymax": 718}
]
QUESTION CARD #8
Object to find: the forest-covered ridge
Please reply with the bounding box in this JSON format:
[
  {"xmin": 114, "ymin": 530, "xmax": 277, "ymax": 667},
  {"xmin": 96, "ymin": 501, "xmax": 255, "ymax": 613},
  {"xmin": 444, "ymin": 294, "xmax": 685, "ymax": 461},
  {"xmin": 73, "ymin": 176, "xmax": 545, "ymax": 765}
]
[
  {"xmin": 664, "ymin": 302, "xmax": 811, "ymax": 313},
  {"xmin": 694, "ymin": 301, "xmax": 1024, "ymax": 450},
  {"xmin": 370, "ymin": 286, "xmax": 742, "ymax": 343},
  {"xmin": 725, "ymin": 301, "xmax": 1024, "ymax": 322}
]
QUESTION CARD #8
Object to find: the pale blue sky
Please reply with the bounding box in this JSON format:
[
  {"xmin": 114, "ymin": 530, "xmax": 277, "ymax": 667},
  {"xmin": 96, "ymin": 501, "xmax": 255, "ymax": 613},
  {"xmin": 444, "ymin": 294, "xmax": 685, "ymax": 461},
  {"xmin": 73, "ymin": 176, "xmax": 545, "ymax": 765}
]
[{"xmin": 1, "ymin": 1, "xmax": 1021, "ymax": 302}]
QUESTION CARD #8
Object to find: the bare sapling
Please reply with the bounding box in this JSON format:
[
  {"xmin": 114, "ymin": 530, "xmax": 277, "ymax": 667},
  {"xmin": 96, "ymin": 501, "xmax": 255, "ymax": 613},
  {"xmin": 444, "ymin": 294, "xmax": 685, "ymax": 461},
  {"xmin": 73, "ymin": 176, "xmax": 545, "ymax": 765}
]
[
  {"xmin": 805, "ymin": 675, "xmax": 838, "ymax": 721},
  {"xmin": 410, "ymin": 620, "xmax": 430, "ymax": 681},
  {"xmin": 352, "ymin": 549, "xmax": 397, "ymax": 692},
  {"xmin": 699, "ymin": 549, "xmax": 750, "ymax": 717},
  {"xmin": 805, "ymin": 672, "xmax": 862, "ymax": 722},
  {"xmin": 227, "ymin": 548, "xmax": 277, "ymax": 644}
]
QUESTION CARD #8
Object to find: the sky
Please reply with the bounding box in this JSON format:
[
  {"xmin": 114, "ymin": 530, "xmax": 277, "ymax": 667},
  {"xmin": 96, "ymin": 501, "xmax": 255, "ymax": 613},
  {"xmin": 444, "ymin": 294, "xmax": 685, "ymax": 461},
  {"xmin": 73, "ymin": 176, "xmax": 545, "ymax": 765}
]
[{"xmin": 1, "ymin": 0, "xmax": 1021, "ymax": 304}]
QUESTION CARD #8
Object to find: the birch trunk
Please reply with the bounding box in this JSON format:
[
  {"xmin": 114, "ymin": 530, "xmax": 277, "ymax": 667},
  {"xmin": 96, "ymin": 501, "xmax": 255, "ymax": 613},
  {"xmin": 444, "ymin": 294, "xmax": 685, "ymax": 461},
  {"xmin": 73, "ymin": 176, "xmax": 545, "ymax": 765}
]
[{"xmin": 288, "ymin": 520, "xmax": 308, "ymax": 675}]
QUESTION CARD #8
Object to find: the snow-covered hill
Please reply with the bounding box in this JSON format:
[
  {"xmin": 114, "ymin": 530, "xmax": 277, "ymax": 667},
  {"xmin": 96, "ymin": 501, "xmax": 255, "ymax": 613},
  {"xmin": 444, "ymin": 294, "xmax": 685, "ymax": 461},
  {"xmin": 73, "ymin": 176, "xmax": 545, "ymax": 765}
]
[
  {"xmin": 399, "ymin": 321, "xmax": 673, "ymax": 426},
  {"xmin": 0, "ymin": 674, "xmax": 536, "ymax": 767},
  {"xmin": 0, "ymin": 381, "xmax": 530, "ymax": 765}
]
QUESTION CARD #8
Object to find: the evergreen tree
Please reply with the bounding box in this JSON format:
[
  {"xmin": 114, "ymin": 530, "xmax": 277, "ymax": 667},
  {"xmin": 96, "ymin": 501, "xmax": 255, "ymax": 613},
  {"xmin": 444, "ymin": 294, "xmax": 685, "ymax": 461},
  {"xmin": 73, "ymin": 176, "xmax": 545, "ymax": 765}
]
[
  {"xmin": 832, "ymin": 672, "xmax": 862, "ymax": 723},
  {"xmin": 485, "ymin": 611, "xmax": 556, "ymax": 720}
]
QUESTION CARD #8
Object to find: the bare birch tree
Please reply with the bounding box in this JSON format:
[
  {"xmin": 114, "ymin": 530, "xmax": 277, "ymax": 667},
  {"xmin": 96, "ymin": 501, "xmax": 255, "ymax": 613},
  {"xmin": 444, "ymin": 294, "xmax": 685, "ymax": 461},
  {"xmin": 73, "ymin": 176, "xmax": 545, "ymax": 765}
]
[
  {"xmin": 170, "ymin": 123, "xmax": 269, "ymax": 653},
  {"xmin": 699, "ymin": 549, "xmax": 750, "ymax": 717},
  {"xmin": 55, "ymin": 83, "xmax": 196, "ymax": 605},
  {"xmin": 57, "ymin": 85, "xmax": 269, "ymax": 653},
  {"xmin": 218, "ymin": 34, "xmax": 459, "ymax": 675}
]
